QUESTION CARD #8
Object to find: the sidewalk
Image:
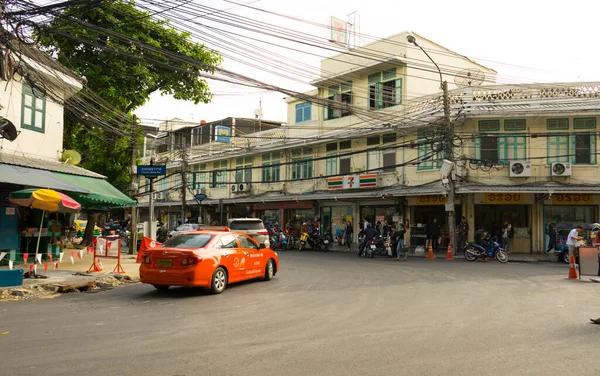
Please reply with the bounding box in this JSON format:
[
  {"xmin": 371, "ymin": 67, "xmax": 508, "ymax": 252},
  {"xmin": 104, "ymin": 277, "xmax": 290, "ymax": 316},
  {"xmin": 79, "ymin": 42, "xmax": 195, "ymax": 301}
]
[{"xmin": 326, "ymin": 243, "xmax": 559, "ymax": 262}]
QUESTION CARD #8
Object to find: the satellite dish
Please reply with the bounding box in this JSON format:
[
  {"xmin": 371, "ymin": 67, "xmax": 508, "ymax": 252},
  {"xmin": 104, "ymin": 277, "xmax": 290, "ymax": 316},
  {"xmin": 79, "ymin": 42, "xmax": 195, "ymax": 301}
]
[
  {"xmin": 0, "ymin": 117, "xmax": 18, "ymax": 141},
  {"xmin": 454, "ymin": 68, "xmax": 485, "ymax": 88},
  {"xmin": 62, "ymin": 150, "xmax": 82, "ymax": 165}
]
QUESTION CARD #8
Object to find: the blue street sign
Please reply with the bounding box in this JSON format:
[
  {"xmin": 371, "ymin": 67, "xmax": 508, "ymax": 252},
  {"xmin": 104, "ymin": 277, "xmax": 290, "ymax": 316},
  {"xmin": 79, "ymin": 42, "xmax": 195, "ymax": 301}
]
[
  {"xmin": 137, "ymin": 165, "xmax": 166, "ymax": 177},
  {"xmin": 194, "ymin": 193, "xmax": 207, "ymax": 201}
]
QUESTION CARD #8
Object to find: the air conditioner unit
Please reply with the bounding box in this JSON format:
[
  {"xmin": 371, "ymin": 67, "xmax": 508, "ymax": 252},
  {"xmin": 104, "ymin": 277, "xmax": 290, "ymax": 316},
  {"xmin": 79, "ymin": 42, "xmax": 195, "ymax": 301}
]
[
  {"xmin": 230, "ymin": 184, "xmax": 238, "ymax": 193},
  {"xmin": 551, "ymin": 162, "xmax": 572, "ymax": 177},
  {"xmin": 238, "ymin": 183, "xmax": 251, "ymax": 192},
  {"xmin": 509, "ymin": 160, "xmax": 532, "ymax": 177},
  {"xmin": 153, "ymin": 192, "xmax": 164, "ymax": 200}
]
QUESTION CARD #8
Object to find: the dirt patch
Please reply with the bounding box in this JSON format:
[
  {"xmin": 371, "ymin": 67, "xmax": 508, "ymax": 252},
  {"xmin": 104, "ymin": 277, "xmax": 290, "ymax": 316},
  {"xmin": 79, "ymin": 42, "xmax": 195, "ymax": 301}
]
[{"xmin": 0, "ymin": 275, "xmax": 139, "ymax": 302}]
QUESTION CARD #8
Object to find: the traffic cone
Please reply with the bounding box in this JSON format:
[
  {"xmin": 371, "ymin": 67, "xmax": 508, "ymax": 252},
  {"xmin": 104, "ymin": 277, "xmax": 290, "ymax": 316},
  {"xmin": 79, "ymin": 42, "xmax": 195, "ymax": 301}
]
[
  {"xmin": 568, "ymin": 254, "xmax": 579, "ymax": 280},
  {"xmin": 445, "ymin": 243, "xmax": 454, "ymax": 260},
  {"xmin": 427, "ymin": 242, "xmax": 435, "ymax": 259}
]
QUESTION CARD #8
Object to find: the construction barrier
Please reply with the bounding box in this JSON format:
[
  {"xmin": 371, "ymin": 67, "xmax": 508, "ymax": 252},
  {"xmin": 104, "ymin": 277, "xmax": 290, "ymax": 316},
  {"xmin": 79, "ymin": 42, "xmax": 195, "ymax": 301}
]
[{"xmin": 88, "ymin": 236, "xmax": 125, "ymax": 274}]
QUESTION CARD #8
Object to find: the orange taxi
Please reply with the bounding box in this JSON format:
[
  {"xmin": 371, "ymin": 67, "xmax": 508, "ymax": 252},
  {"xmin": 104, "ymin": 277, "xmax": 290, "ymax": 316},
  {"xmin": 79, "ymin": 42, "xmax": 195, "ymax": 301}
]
[{"xmin": 139, "ymin": 227, "xmax": 279, "ymax": 294}]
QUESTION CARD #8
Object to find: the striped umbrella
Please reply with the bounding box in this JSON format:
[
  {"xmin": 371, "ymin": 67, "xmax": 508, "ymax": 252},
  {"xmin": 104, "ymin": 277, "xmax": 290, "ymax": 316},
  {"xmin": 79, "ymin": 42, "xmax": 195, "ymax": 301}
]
[{"xmin": 9, "ymin": 189, "xmax": 82, "ymax": 273}]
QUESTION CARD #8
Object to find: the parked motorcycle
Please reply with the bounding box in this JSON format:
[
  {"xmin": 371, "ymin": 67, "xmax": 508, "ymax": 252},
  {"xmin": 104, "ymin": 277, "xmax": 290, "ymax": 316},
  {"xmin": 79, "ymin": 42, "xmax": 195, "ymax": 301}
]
[
  {"xmin": 298, "ymin": 225, "xmax": 310, "ymax": 251},
  {"xmin": 312, "ymin": 233, "xmax": 330, "ymax": 252},
  {"xmin": 463, "ymin": 239, "xmax": 509, "ymax": 263},
  {"xmin": 269, "ymin": 225, "xmax": 288, "ymax": 250}
]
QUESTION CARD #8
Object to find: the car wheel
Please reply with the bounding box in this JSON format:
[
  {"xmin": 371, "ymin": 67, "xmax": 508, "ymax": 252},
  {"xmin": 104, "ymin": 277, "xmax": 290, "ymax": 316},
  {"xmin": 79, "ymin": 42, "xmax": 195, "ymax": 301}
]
[
  {"xmin": 562, "ymin": 252, "xmax": 570, "ymax": 264},
  {"xmin": 211, "ymin": 267, "xmax": 228, "ymax": 294},
  {"xmin": 264, "ymin": 259, "xmax": 275, "ymax": 281},
  {"xmin": 153, "ymin": 285, "xmax": 170, "ymax": 291}
]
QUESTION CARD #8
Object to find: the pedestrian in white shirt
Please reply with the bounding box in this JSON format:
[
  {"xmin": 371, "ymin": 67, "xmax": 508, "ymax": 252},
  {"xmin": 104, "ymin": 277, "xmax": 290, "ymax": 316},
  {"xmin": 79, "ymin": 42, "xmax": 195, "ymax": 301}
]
[{"xmin": 566, "ymin": 225, "xmax": 584, "ymax": 258}]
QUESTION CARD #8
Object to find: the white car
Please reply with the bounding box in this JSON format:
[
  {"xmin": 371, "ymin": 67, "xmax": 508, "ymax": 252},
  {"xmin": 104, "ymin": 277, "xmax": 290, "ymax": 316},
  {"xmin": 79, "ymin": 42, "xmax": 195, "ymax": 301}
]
[
  {"xmin": 169, "ymin": 223, "xmax": 204, "ymax": 238},
  {"xmin": 227, "ymin": 218, "xmax": 270, "ymax": 248}
]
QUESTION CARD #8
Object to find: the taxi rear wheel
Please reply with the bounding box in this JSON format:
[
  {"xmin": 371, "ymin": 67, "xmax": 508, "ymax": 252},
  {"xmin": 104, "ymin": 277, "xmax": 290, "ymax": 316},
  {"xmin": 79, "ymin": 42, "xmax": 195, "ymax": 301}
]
[
  {"xmin": 264, "ymin": 259, "xmax": 275, "ymax": 281},
  {"xmin": 211, "ymin": 267, "xmax": 228, "ymax": 294}
]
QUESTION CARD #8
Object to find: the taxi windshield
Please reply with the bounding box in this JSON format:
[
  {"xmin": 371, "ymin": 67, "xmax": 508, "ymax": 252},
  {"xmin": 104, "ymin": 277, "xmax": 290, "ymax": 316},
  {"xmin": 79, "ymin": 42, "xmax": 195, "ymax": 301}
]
[{"xmin": 162, "ymin": 234, "xmax": 213, "ymax": 249}]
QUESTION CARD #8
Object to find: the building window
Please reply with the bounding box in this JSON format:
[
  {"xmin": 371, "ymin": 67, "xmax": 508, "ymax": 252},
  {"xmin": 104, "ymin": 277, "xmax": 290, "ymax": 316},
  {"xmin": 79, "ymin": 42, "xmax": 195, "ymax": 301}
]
[
  {"xmin": 325, "ymin": 83, "xmax": 352, "ymax": 120},
  {"xmin": 291, "ymin": 147, "xmax": 313, "ymax": 179},
  {"xmin": 211, "ymin": 160, "xmax": 228, "ymax": 188},
  {"xmin": 504, "ymin": 119, "xmax": 526, "ymax": 131},
  {"xmin": 21, "ymin": 85, "xmax": 46, "ymax": 133},
  {"xmin": 547, "ymin": 135, "xmax": 570, "ymax": 164},
  {"xmin": 369, "ymin": 69, "xmax": 402, "ymax": 109},
  {"xmin": 295, "ymin": 102, "xmax": 311, "ymax": 123},
  {"xmin": 340, "ymin": 156, "xmax": 351, "ymax": 174},
  {"xmin": 339, "ymin": 140, "xmax": 351, "ymax": 150},
  {"xmin": 173, "ymin": 173, "xmax": 182, "ymax": 190},
  {"xmin": 326, "ymin": 153, "xmax": 338, "ymax": 176},
  {"xmin": 475, "ymin": 135, "xmax": 526, "ymax": 164},
  {"xmin": 235, "ymin": 156, "xmax": 253, "ymax": 183},
  {"xmin": 417, "ymin": 138, "xmax": 442, "ymax": 171},
  {"xmin": 574, "ymin": 118, "xmax": 596, "ymax": 130},
  {"xmin": 261, "ymin": 152, "xmax": 280, "ymax": 183},
  {"xmin": 193, "ymin": 164, "xmax": 207, "ymax": 189},
  {"xmin": 382, "ymin": 149, "xmax": 396, "ymax": 172},
  {"xmin": 574, "ymin": 133, "xmax": 596, "ymax": 164},
  {"xmin": 478, "ymin": 120, "xmax": 500, "ymax": 132},
  {"xmin": 547, "ymin": 118, "xmax": 569, "ymax": 130}
]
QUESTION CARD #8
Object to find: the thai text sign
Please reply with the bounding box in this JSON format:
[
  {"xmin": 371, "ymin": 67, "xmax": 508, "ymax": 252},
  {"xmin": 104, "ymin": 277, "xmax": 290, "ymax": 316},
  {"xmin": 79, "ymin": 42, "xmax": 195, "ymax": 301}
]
[
  {"xmin": 484, "ymin": 193, "xmax": 524, "ymax": 204},
  {"xmin": 551, "ymin": 194, "xmax": 593, "ymax": 205},
  {"xmin": 417, "ymin": 195, "xmax": 447, "ymax": 205}
]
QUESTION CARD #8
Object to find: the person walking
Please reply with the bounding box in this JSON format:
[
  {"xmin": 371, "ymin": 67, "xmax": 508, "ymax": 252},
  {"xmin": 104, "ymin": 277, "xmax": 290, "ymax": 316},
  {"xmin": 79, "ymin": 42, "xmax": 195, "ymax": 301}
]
[
  {"xmin": 502, "ymin": 220, "xmax": 514, "ymax": 253},
  {"xmin": 427, "ymin": 218, "xmax": 441, "ymax": 253},
  {"xmin": 545, "ymin": 222, "xmax": 557, "ymax": 255},
  {"xmin": 343, "ymin": 221, "xmax": 353, "ymax": 251},
  {"xmin": 567, "ymin": 225, "xmax": 584, "ymax": 258},
  {"xmin": 457, "ymin": 216, "xmax": 469, "ymax": 251},
  {"xmin": 395, "ymin": 223, "xmax": 407, "ymax": 261}
]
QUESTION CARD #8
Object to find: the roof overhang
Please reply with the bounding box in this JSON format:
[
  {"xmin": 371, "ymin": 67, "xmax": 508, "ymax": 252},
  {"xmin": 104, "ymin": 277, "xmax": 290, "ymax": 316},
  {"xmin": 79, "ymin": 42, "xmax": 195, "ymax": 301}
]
[{"xmin": 310, "ymin": 57, "xmax": 405, "ymax": 87}]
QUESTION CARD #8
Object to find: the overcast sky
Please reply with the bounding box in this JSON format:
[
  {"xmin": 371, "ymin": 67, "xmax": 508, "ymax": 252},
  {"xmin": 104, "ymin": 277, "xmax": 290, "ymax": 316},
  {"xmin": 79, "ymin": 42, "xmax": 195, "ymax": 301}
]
[{"xmin": 134, "ymin": 0, "xmax": 600, "ymax": 126}]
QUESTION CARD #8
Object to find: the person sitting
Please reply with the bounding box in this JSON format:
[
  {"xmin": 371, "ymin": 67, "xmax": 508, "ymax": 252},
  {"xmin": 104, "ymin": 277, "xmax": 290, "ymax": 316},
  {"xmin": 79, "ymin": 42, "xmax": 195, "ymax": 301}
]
[
  {"xmin": 474, "ymin": 228, "xmax": 489, "ymax": 255},
  {"xmin": 359, "ymin": 224, "xmax": 379, "ymax": 256}
]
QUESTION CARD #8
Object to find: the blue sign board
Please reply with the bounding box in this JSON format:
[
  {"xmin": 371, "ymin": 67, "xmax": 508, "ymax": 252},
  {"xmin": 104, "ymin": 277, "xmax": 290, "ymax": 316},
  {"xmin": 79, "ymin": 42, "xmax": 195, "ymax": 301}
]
[
  {"xmin": 137, "ymin": 165, "xmax": 166, "ymax": 177},
  {"xmin": 215, "ymin": 125, "xmax": 231, "ymax": 143},
  {"xmin": 194, "ymin": 193, "xmax": 207, "ymax": 201}
]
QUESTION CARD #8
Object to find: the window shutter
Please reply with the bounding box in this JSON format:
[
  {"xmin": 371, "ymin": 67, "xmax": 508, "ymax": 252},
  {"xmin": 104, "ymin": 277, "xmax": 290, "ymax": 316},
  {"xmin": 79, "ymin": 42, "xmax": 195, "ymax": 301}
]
[
  {"xmin": 382, "ymin": 68, "xmax": 396, "ymax": 81},
  {"xmin": 376, "ymin": 83, "xmax": 384, "ymax": 109},
  {"xmin": 570, "ymin": 134, "xmax": 576, "ymax": 164},
  {"xmin": 474, "ymin": 136, "xmax": 481, "ymax": 160},
  {"xmin": 394, "ymin": 78, "xmax": 402, "ymax": 105},
  {"xmin": 498, "ymin": 136, "xmax": 507, "ymax": 164},
  {"xmin": 324, "ymin": 103, "xmax": 329, "ymax": 120},
  {"xmin": 591, "ymin": 134, "xmax": 597, "ymax": 164}
]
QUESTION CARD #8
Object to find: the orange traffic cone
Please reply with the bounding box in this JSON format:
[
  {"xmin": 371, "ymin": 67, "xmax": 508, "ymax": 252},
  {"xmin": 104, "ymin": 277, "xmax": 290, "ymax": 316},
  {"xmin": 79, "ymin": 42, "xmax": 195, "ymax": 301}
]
[
  {"xmin": 87, "ymin": 258, "xmax": 103, "ymax": 273},
  {"xmin": 427, "ymin": 242, "xmax": 435, "ymax": 259},
  {"xmin": 445, "ymin": 243, "xmax": 454, "ymax": 260},
  {"xmin": 568, "ymin": 254, "xmax": 578, "ymax": 280}
]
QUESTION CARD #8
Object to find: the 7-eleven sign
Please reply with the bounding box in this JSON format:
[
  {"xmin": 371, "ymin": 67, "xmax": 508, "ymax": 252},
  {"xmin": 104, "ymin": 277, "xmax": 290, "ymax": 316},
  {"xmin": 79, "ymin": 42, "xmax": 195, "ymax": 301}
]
[{"xmin": 343, "ymin": 175, "xmax": 359, "ymax": 189}]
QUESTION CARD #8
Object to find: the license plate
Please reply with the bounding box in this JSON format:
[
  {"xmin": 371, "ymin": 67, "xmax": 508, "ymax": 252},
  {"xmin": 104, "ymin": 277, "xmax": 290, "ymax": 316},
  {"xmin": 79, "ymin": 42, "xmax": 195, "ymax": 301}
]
[
  {"xmin": 324, "ymin": 240, "xmax": 329, "ymax": 244},
  {"xmin": 157, "ymin": 258, "xmax": 172, "ymax": 268},
  {"xmin": 370, "ymin": 245, "xmax": 376, "ymax": 249}
]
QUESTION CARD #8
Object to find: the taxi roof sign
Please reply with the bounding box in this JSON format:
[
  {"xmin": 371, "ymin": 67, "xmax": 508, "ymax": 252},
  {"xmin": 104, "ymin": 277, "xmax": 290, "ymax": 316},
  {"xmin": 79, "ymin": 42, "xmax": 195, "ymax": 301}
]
[{"xmin": 201, "ymin": 226, "xmax": 230, "ymax": 232}]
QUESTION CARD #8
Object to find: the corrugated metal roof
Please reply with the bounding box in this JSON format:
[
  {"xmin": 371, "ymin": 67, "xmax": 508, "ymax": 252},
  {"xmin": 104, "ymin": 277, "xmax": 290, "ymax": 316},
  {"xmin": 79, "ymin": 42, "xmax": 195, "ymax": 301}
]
[{"xmin": 0, "ymin": 153, "xmax": 105, "ymax": 178}]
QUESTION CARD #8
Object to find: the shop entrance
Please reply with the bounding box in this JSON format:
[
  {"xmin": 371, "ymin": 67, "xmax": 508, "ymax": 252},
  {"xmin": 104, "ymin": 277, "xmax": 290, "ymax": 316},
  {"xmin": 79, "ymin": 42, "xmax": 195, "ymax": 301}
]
[
  {"xmin": 475, "ymin": 205, "xmax": 530, "ymax": 252},
  {"xmin": 321, "ymin": 206, "xmax": 353, "ymax": 238},
  {"xmin": 410, "ymin": 205, "xmax": 461, "ymax": 249},
  {"xmin": 543, "ymin": 205, "xmax": 596, "ymax": 251}
]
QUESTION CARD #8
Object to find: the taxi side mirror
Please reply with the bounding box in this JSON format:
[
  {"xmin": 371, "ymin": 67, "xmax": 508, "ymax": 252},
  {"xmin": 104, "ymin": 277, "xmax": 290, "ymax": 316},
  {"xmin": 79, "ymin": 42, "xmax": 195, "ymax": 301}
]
[{"xmin": 259, "ymin": 243, "xmax": 266, "ymax": 249}]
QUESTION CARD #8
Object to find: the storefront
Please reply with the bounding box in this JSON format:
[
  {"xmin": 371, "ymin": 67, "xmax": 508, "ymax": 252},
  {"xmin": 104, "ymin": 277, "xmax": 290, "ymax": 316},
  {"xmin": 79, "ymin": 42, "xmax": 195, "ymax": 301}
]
[
  {"xmin": 252, "ymin": 201, "xmax": 315, "ymax": 229},
  {"xmin": 408, "ymin": 195, "xmax": 461, "ymax": 249},
  {"xmin": 359, "ymin": 200, "xmax": 395, "ymax": 229},
  {"xmin": 321, "ymin": 204, "xmax": 354, "ymax": 239},
  {"xmin": 473, "ymin": 193, "xmax": 531, "ymax": 253},
  {"xmin": 542, "ymin": 193, "xmax": 598, "ymax": 250}
]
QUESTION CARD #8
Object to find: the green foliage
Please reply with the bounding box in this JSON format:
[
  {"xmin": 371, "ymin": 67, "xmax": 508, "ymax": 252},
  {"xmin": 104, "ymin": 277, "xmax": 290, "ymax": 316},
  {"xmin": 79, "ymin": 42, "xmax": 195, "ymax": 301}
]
[{"xmin": 38, "ymin": 0, "xmax": 222, "ymax": 185}]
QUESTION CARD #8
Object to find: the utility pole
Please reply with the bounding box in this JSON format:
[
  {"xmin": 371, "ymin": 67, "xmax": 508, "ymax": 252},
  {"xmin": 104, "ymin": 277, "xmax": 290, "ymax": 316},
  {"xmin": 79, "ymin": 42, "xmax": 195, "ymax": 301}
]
[
  {"xmin": 442, "ymin": 81, "xmax": 456, "ymax": 253},
  {"xmin": 180, "ymin": 136, "xmax": 188, "ymax": 224},
  {"xmin": 407, "ymin": 34, "xmax": 456, "ymax": 252},
  {"xmin": 129, "ymin": 115, "xmax": 138, "ymax": 254}
]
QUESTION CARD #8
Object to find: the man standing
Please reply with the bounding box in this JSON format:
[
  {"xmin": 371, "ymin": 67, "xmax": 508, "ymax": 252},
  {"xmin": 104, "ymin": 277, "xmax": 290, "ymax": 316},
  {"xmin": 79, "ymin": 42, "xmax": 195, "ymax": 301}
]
[
  {"xmin": 567, "ymin": 225, "xmax": 584, "ymax": 258},
  {"xmin": 545, "ymin": 222, "xmax": 557, "ymax": 255},
  {"xmin": 502, "ymin": 220, "xmax": 514, "ymax": 253},
  {"xmin": 457, "ymin": 216, "xmax": 469, "ymax": 250},
  {"xmin": 427, "ymin": 218, "xmax": 441, "ymax": 253}
]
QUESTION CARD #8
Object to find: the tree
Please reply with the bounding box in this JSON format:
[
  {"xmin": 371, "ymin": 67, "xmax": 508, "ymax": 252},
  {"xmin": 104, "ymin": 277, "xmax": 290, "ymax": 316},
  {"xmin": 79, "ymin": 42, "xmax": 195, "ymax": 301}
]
[{"xmin": 37, "ymin": 0, "xmax": 222, "ymax": 245}]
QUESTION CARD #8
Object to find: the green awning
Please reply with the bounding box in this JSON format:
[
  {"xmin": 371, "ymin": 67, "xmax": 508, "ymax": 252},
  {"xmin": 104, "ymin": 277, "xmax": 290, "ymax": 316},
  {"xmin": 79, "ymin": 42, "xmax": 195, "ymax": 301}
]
[{"xmin": 52, "ymin": 173, "xmax": 136, "ymax": 208}]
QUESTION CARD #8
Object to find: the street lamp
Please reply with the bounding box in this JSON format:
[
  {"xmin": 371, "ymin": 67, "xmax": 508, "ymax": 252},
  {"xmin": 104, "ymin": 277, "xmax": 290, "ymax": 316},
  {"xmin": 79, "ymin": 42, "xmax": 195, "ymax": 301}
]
[{"xmin": 406, "ymin": 34, "xmax": 457, "ymax": 253}]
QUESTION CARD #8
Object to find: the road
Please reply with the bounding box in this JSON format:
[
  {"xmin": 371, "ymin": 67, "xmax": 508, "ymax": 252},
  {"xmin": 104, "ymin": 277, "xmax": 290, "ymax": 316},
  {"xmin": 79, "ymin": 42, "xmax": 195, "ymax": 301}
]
[{"xmin": 2, "ymin": 252, "xmax": 600, "ymax": 376}]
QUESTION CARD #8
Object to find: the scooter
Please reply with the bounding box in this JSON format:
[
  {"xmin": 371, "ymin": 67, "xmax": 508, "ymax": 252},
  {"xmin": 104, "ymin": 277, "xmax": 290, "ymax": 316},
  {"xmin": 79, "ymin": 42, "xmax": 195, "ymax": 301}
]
[
  {"xmin": 463, "ymin": 238, "xmax": 509, "ymax": 263},
  {"xmin": 298, "ymin": 226, "xmax": 310, "ymax": 251},
  {"xmin": 313, "ymin": 233, "xmax": 330, "ymax": 252}
]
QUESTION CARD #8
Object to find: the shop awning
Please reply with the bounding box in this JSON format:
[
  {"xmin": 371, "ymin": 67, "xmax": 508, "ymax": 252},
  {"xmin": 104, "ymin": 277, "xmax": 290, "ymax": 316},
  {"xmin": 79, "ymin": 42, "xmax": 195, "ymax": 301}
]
[
  {"xmin": 0, "ymin": 164, "xmax": 89, "ymax": 193},
  {"xmin": 52, "ymin": 172, "xmax": 136, "ymax": 208},
  {"xmin": 457, "ymin": 184, "xmax": 600, "ymax": 194}
]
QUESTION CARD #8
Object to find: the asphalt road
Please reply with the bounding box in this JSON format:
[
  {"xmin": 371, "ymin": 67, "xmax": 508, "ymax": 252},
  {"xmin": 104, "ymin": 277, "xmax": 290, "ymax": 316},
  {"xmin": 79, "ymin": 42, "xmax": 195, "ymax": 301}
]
[{"xmin": 2, "ymin": 252, "xmax": 600, "ymax": 376}]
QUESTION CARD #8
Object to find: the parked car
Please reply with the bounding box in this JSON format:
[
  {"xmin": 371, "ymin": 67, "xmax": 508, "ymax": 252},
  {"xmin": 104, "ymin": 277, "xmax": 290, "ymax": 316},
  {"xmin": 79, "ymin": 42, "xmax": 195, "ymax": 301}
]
[
  {"xmin": 140, "ymin": 228, "xmax": 279, "ymax": 294},
  {"xmin": 169, "ymin": 223, "xmax": 204, "ymax": 238},
  {"xmin": 73, "ymin": 220, "xmax": 101, "ymax": 237},
  {"xmin": 227, "ymin": 218, "xmax": 270, "ymax": 248}
]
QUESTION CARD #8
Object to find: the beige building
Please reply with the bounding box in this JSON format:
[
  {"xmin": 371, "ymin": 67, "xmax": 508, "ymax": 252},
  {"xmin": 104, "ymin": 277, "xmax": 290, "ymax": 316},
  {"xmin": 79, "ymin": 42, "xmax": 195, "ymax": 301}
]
[{"xmin": 138, "ymin": 31, "xmax": 600, "ymax": 255}]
